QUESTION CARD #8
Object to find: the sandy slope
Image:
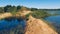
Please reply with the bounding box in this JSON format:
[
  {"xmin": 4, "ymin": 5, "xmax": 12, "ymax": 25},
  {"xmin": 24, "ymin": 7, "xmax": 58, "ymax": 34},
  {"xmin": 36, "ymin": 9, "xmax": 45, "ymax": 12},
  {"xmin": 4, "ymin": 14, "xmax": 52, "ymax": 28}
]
[
  {"xmin": 0, "ymin": 11, "xmax": 31, "ymax": 19},
  {"xmin": 25, "ymin": 15, "xmax": 58, "ymax": 34},
  {"xmin": 0, "ymin": 13, "xmax": 12, "ymax": 19}
]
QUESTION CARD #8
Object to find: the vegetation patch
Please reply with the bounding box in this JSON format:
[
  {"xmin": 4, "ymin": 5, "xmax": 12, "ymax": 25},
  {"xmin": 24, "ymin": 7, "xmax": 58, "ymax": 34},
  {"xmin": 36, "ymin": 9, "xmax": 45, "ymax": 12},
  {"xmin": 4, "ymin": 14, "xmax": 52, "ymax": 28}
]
[{"xmin": 31, "ymin": 11, "xmax": 50, "ymax": 19}]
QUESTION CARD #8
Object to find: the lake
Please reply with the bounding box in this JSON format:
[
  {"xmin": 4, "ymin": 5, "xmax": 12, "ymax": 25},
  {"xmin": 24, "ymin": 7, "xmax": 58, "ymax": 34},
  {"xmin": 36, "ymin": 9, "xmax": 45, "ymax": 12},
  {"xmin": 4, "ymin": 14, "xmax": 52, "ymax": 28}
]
[
  {"xmin": 46, "ymin": 11, "xmax": 60, "ymax": 15},
  {"xmin": 0, "ymin": 18, "xmax": 26, "ymax": 34},
  {"xmin": 0, "ymin": 11, "xmax": 60, "ymax": 34},
  {"xmin": 45, "ymin": 16, "xmax": 60, "ymax": 34}
]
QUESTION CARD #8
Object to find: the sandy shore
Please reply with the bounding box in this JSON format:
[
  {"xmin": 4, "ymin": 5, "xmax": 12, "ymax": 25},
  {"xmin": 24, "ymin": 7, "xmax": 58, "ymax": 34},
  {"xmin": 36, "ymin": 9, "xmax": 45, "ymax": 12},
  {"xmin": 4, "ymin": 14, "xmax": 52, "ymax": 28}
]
[{"xmin": 0, "ymin": 11, "xmax": 31, "ymax": 19}]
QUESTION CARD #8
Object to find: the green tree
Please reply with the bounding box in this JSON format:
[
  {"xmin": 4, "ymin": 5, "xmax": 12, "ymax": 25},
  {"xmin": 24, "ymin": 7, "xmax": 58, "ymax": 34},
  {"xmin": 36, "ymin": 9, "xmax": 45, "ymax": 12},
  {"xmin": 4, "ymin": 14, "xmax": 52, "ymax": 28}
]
[
  {"xmin": 17, "ymin": 5, "xmax": 21, "ymax": 11},
  {"xmin": 0, "ymin": 7, "xmax": 4, "ymax": 13},
  {"xmin": 4, "ymin": 5, "xmax": 12, "ymax": 12},
  {"xmin": 31, "ymin": 11, "xmax": 50, "ymax": 19},
  {"xmin": 31, "ymin": 8, "xmax": 38, "ymax": 11},
  {"xmin": 10, "ymin": 6, "xmax": 17, "ymax": 14}
]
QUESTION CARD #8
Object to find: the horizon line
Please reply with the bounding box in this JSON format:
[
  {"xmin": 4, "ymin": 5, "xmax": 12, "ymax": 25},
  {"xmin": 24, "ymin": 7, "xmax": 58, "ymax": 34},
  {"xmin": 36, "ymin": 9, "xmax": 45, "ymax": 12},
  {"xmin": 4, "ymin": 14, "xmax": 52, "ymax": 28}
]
[{"xmin": 0, "ymin": 5, "xmax": 60, "ymax": 9}]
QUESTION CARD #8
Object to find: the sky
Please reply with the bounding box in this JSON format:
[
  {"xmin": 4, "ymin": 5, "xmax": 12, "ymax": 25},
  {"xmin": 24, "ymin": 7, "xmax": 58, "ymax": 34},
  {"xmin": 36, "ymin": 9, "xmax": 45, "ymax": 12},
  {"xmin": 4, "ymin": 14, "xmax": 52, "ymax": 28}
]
[{"xmin": 0, "ymin": 0, "xmax": 60, "ymax": 9}]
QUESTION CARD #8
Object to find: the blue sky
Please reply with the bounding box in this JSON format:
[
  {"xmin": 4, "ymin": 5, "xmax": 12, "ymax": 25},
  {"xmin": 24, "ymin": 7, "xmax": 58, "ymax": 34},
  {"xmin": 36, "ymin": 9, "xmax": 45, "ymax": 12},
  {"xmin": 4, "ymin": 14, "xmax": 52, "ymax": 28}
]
[{"xmin": 0, "ymin": 0, "xmax": 60, "ymax": 9}]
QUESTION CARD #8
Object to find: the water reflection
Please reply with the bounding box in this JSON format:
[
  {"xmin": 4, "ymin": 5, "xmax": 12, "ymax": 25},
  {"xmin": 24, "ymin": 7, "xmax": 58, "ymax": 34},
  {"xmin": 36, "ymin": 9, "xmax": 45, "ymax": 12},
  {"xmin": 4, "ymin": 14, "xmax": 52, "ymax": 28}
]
[{"xmin": 0, "ymin": 17, "xmax": 26, "ymax": 34}]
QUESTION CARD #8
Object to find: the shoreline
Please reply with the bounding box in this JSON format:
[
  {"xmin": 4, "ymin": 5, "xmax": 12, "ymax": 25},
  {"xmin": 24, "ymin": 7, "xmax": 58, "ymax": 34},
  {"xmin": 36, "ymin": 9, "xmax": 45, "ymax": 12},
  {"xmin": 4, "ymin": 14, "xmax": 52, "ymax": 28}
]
[{"xmin": 0, "ymin": 11, "xmax": 31, "ymax": 19}]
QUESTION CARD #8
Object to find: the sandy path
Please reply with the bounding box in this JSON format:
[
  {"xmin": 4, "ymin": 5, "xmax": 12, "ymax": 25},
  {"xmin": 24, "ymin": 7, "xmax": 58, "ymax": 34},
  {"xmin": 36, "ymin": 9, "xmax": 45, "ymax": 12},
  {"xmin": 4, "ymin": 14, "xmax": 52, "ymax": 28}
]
[{"xmin": 25, "ymin": 15, "xmax": 58, "ymax": 34}]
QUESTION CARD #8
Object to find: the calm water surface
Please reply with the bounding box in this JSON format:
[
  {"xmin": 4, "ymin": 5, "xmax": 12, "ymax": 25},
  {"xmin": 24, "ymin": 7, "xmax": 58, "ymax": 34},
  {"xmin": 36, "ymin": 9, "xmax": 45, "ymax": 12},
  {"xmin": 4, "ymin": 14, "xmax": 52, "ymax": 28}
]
[
  {"xmin": 45, "ymin": 16, "xmax": 60, "ymax": 34},
  {"xmin": 45, "ymin": 16, "xmax": 60, "ymax": 26},
  {"xmin": 0, "ymin": 18, "xmax": 26, "ymax": 34}
]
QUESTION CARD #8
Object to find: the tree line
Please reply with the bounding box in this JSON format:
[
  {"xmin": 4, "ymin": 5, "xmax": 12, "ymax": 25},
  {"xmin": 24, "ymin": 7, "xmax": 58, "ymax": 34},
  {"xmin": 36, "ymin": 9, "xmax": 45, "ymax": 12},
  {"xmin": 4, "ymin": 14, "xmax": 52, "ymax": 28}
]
[
  {"xmin": 0, "ymin": 5, "xmax": 60, "ymax": 13},
  {"xmin": 0, "ymin": 5, "xmax": 60, "ymax": 18},
  {"xmin": 0, "ymin": 5, "xmax": 30, "ymax": 13}
]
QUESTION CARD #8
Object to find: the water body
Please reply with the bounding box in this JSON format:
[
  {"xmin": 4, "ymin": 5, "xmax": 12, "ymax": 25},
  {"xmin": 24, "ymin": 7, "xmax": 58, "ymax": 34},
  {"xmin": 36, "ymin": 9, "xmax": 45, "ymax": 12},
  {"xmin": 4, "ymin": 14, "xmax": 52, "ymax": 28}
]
[
  {"xmin": 0, "ymin": 18, "xmax": 26, "ymax": 34},
  {"xmin": 46, "ymin": 11, "xmax": 60, "ymax": 15},
  {"xmin": 45, "ymin": 16, "xmax": 60, "ymax": 34}
]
